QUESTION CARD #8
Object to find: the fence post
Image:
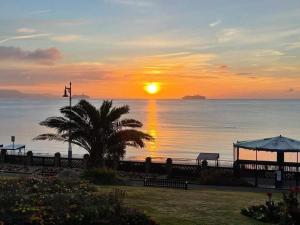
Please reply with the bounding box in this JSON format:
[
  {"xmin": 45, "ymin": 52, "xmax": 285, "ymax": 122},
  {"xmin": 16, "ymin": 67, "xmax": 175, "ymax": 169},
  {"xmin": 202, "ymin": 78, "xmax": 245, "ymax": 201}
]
[
  {"xmin": 145, "ymin": 157, "xmax": 152, "ymax": 174},
  {"xmin": 26, "ymin": 151, "xmax": 33, "ymax": 166},
  {"xmin": 166, "ymin": 158, "xmax": 173, "ymax": 176},
  {"xmin": 54, "ymin": 152, "xmax": 61, "ymax": 167},
  {"xmin": 0, "ymin": 149, "xmax": 7, "ymax": 163},
  {"xmin": 83, "ymin": 154, "xmax": 90, "ymax": 169},
  {"xmin": 233, "ymin": 161, "xmax": 240, "ymax": 177}
]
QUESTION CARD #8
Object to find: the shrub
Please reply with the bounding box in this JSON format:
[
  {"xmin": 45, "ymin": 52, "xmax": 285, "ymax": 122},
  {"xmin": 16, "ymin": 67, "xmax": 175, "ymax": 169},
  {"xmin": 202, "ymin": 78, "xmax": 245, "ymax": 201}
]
[
  {"xmin": 193, "ymin": 169, "xmax": 252, "ymax": 187},
  {"xmin": 241, "ymin": 190, "xmax": 300, "ymax": 224},
  {"xmin": 82, "ymin": 168, "xmax": 119, "ymax": 185},
  {"xmin": 0, "ymin": 177, "xmax": 157, "ymax": 225}
]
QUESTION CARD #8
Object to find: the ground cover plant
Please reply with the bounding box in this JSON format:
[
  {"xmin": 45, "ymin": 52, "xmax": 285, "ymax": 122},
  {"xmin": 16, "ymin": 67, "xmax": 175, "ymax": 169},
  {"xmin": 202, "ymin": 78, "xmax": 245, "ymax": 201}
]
[
  {"xmin": 241, "ymin": 189, "xmax": 300, "ymax": 224},
  {"xmin": 0, "ymin": 177, "xmax": 157, "ymax": 225}
]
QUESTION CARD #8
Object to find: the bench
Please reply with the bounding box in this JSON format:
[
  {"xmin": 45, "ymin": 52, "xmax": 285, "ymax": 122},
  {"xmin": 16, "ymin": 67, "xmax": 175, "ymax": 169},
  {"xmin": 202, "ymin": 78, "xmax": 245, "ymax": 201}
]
[{"xmin": 144, "ymin": 177, "xmax": 188, "ymax": 190}]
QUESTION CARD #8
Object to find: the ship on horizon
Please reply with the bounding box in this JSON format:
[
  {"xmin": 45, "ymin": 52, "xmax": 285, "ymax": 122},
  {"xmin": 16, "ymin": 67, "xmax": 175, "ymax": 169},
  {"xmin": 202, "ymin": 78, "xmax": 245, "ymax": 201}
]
[{"xmin": 182, "ymin": 95, "xmax": 206, "ymax": 100}]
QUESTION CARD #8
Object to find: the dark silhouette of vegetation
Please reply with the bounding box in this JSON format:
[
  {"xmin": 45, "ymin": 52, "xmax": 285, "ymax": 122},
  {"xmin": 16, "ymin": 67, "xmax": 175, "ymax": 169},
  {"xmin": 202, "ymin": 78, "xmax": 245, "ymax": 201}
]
[
  {"xmin": 0, "ymin": 178, "xmax": 158, "ymax": 225},
  {"xmin": 241, "ymin": 189, "xmax": 300, "ymax": 224},
  {"xmin": 34, "ymin": 100, "xmax": 153, "ymax": 168}
]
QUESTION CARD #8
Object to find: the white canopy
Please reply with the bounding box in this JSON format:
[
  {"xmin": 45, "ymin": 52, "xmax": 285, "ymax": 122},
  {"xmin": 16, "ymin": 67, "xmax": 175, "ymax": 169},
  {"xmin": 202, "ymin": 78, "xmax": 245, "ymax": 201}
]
[
  {"xmin": 197, "ymin": 152, "xmax": 219, "ymax": 161},
  {"xmin": 234, "ymin": 135, "xmax": 300, "ymax": 152}
]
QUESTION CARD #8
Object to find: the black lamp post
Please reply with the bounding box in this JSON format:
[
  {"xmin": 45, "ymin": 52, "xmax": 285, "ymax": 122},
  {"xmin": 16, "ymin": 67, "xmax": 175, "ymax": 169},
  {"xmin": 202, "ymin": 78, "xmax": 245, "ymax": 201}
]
[{"xmin": 63, "ymin": 82, "xmax": 72, "ymax": 159}]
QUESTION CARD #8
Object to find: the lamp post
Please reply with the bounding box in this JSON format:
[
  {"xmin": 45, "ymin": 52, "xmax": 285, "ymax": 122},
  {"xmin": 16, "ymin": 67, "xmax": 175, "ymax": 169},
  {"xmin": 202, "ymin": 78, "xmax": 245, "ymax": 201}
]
[{"xmin": 63, "ymin": 82, "xmax": 72, "ymax": 159}]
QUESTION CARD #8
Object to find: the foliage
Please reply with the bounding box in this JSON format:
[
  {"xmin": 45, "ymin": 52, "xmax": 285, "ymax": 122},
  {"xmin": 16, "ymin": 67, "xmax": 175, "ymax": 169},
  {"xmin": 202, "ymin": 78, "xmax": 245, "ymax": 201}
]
[
  {"xmin": 280, "ymin": 191, "xmax": 300, "ymax": 225},
  {"xmin": 82, "ymin": 168, "xmax": 119, "ymax": 185},
  {"xmin": 0, "ymin": 177, "xmax": 158, "ymax": 225},
  {"xmin": 241, "ymin": 190, "xmax": 300, "ymax": 224},
  {"xmin": 241, "ymin": 200, "xmax": 281, "ymax": 223},
  {"xmin": 34, "ymin": 100, "xmax": 153, "ymax": 168},
  {"xmin": 195, "ymin": 169, "xmax": 252, "ymax": 187}
]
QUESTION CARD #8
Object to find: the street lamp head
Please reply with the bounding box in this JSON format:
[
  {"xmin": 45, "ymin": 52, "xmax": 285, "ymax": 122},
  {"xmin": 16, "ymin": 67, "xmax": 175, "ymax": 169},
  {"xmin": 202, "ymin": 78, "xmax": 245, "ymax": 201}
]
[{"xmin": 62, "ymin": 87, "xmax": 68, "ymax": 97}]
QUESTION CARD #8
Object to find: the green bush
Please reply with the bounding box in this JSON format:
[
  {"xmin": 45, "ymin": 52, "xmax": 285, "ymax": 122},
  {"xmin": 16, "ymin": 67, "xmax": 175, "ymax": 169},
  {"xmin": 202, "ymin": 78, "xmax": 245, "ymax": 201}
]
[
  {"xmin": 82, "ymin": 168, "xmax": 119, "ymax": 185},
  {"xmin": 0, "ymin": 177, "xmax": 158, "ymax": 225},
  {"xmin": 241, "ymin": 190, "xmax": 300, "ymax": 224},
  {"xmin": 190, "ymin": 169, "xmax": 252, "ymax": 187}
]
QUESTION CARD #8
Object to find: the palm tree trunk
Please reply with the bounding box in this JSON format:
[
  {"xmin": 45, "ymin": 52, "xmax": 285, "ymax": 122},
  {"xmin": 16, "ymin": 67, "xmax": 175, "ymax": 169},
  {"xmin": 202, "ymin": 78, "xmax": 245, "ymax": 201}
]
[{"xmin": 88, "ymin": 146, "xmax": 105, "ymax": 168}]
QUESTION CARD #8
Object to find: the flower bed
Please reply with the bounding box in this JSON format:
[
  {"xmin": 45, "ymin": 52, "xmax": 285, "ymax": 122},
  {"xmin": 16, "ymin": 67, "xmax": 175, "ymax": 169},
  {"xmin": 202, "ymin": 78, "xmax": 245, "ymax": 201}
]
[
  {"xmin": 0, "ymin": 177, "xmax": 158, "ymax": 225},
  {"xmin": 241, "ymin": 189, "xmax": 300, "ymax": 224}
]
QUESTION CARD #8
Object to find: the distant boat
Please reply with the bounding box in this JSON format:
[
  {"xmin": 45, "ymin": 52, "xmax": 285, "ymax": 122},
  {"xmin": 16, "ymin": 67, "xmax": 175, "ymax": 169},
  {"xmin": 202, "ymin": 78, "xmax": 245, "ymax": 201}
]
[
  {"xmin": 182, "ymin": 95, "xmax": 206, "ymax": 100},
  {"xmin": 73, "ymin": 94, "xmax": 90, "ymax": 99}
]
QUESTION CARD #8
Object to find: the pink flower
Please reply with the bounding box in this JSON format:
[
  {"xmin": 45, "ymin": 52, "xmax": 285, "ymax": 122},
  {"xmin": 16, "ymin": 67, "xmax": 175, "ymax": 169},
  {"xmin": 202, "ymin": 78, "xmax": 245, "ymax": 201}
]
[
  {"xmin": 267, "ymin": 192, "xmax": 272, "ymax": 201},
  {"xmin": 267, "ymin": 192, "xmax": 272, "ymax": 198}
]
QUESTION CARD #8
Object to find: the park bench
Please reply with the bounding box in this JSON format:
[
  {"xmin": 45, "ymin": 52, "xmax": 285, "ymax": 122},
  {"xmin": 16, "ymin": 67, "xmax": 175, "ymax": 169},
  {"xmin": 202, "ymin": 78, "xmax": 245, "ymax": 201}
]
[{"xmin": 143, "ymin": 177, "xmax": 188, "ymax": 190}]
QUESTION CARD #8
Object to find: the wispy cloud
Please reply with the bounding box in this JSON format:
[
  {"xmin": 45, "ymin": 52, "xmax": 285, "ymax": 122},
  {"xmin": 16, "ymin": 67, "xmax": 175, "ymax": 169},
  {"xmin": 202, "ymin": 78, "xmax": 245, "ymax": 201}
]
[
  {"xmin": 0, "ymin": 33, "xmax": 51, "ymax": 44},
  {"xmin": 217, "ymin": 28, "xmax": 240, "ymax": 43},
  {"xmin": 253, "ymin": 49, "xmax": 284, "ymax": 57},
  {"xmin": 108, "ymin": 0, "xmax": 153, "ymax": 7},
  {"xmin": 217, "ymin": 27, "xmax": 300, "ymax": 45},
  {"xmin": 51, "ymin": 35, "xmax": 81, "ymax": 43},
  {"xmin": 0, "ymin": 62, "xmax": 109, "ymax": 85},
  {"xmin": 0, "ymin": 46, "xmax": 62, "ymax": 65},
  {"xmin": 151, "ymin": 52, "xmax": 192, "ymax": 58},
  {"xmin": 28, "ymin": 9, "xmax": 51, "ymax": 15},
  {"xmin": 17, "ymin": 28, "xmax": 36, "ymax": 33},
  {"xmin": 209, "ymin": 19, "xmax": 222, "ymax": 27},
  {"xmin": 284, "ymin": 41, "xmax": 300, "ymax": 49},
  {"xmin": 116, "ymin": 36, "xmax": 198, "ymax": 48}
]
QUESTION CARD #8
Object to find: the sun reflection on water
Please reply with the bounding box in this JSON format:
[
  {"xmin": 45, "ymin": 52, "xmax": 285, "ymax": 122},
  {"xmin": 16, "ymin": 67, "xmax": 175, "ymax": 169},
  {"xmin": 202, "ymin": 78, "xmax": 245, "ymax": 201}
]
[{"xmin": 145, "ymin": 100, "xmax": 159, "ymax": 157}]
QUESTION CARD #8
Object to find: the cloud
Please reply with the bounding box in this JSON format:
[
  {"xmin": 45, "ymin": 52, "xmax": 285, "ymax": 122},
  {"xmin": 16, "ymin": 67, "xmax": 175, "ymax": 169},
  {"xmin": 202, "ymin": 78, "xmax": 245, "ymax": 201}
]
[
  {"xmin": 28, "ymin": 9, "xmax": 51, "ymax": 15},
  {"xmin": 217, "ymin": 28, "xmax": 240, "ymax": 43},
  {"xmin": 0, "ymin": 33, "xmax": 51, "ymax": 44},
  {"xmin": 0, "ymin": 62, "xmax": 109, "ymax": 85},
  {"xmin": 218, "ymin": 65, "xmax": 228, "ymax": 70},
  {"xmin": 108, "ymin": 0, "xmax": 153, "ymax": 7},
  {"xmin": 0, "ymin": 46, "xmax": 62, "ymax": 65},
  {"xmin": 287, "ymin": 88, "xmax": 294, "ymax": 92},
  {"xmin": 50, "ymin": 35, "xmax": 81, "ymax": 42},
  {"xmin": 285, "ymin": 41, "xmax": 300, "ymax": 49},
  {"xmin": 209, "ymin": 19, "xmax": 222, "ymax": 27},
  {"xmin": 117, "ymin": 36, "xmax": 197, "ymax": 48},
  {"xmin": 17, "ymin": 28, "xmax": 36, "ymax": 33},
  {"xmin": 253, "ymin": 49, "xmax": 284, "ymax": 57},
  {"xmin": 151, "ymin": 52, "xmax": 191, "ymax": 58},
  {"xmin": 217, "ymin": 27, "xmax": 300, "ymax": 45}
]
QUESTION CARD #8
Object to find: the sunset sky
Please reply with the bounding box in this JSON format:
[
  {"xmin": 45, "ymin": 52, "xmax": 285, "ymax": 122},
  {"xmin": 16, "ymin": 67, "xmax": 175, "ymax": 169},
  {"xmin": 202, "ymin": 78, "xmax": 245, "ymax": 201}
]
[{"xmin": 1, "ymin": 0, "xmax": 300, "ymax": 99}]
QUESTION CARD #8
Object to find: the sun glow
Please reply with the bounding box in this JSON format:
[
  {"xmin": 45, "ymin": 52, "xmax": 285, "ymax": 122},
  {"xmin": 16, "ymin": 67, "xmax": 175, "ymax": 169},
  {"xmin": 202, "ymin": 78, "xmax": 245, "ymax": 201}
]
[{"xmin": 144, "ymin": 82, "xmax": 160, "ymax": 95}]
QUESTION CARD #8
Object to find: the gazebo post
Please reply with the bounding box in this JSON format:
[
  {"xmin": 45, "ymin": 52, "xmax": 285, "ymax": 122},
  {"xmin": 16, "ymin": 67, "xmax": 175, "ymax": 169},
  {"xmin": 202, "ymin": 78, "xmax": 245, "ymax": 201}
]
[
  {"xmin": 255, "ymin": 149, "xmax": 258, "ymax": 187},
  {"xmin": 233, "ymin": 145, "xmax": 235, "ymax": 162},
  {"xmin": 237, "ymin": 147, "xmax": 240, "ymax": 161}
]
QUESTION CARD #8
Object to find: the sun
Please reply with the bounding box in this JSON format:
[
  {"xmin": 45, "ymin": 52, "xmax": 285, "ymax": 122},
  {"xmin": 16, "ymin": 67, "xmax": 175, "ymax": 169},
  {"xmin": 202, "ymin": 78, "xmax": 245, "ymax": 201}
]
[{"xmin": 144, "ymin": 82, "xmax": 160, "ymax": 95}]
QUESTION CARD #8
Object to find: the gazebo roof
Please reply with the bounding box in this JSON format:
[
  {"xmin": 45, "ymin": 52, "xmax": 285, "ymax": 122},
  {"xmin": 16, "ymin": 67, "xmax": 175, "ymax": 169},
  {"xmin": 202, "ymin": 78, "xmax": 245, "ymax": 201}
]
[
  {"xmin": 234, "ymin": 135, "xmax": 300, "ymax": 152},
  {"xmin": 197, "ymin": 153, "xmax": 219, "ymax": 161},
  {"xmin": 1, "ymin": 144, "xmax": 25, "ymax": 151}
]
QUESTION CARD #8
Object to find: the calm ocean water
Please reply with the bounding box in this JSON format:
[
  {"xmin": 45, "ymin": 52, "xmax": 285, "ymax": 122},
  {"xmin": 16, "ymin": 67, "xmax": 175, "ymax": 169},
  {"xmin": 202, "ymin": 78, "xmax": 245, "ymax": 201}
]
[{"xmin": 1, "ymin": 99, "xmax": 300, "ymax": 163}]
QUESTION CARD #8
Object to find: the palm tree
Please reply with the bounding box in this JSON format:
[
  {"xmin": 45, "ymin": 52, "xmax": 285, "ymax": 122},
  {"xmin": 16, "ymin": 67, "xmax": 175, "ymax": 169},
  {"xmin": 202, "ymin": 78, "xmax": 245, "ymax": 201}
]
[{"xmin": 33, "ymin": 100, "xmax": 153, "ymax": 168}]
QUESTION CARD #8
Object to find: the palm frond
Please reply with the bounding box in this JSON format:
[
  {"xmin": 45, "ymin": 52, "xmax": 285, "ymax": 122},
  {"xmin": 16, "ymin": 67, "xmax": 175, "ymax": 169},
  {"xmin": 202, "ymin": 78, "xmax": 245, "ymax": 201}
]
[
  {"xmin": 108, "ymin": 105, "xmax": 130, "ymax": 121},
  {"xmin": 33, "ymin": 133, "xmax": 66, "ymax": 142},
  {"xmin": 117, "ymin": 118, "xmax": 143, "ymax": 128}
]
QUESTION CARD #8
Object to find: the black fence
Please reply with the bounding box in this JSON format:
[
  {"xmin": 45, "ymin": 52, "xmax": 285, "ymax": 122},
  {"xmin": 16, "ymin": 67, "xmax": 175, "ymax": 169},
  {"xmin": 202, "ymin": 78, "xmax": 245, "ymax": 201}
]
[
  {"xmin": 144, "ymin": 177, "xmax": 188, "ymax": 190},
  {"xmin": 2, "ymin": 154, "xmax": 300, "ymax": 182}
]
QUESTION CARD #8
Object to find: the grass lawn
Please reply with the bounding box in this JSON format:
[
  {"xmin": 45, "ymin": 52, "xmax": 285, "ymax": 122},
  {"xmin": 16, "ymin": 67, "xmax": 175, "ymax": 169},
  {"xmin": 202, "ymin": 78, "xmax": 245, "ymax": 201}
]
[{"xmin": 98, "ymin": 186, "xmax": 280, "ymax": 225}]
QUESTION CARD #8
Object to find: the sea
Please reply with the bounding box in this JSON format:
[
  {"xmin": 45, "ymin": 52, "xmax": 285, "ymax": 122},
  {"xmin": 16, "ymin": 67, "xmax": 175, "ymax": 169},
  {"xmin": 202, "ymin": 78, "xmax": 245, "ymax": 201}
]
[{"xmin": 1, "ymin": 99, "xmax": 300, "ymax": 164}]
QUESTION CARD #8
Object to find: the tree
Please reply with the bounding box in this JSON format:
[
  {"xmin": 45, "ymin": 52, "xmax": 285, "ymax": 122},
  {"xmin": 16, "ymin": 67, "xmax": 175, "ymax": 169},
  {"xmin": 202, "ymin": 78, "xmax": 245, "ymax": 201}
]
[{"xmin": 33, "ymin": 100, "xmax": 153, "ymax": 168}]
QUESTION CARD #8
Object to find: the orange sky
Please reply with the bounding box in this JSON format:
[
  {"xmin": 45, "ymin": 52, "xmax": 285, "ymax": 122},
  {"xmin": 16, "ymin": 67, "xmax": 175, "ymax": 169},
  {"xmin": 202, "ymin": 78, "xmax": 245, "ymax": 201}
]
[{"xmin": 1, "ymin": 1, "xmax": 300, "ymax": 99}]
